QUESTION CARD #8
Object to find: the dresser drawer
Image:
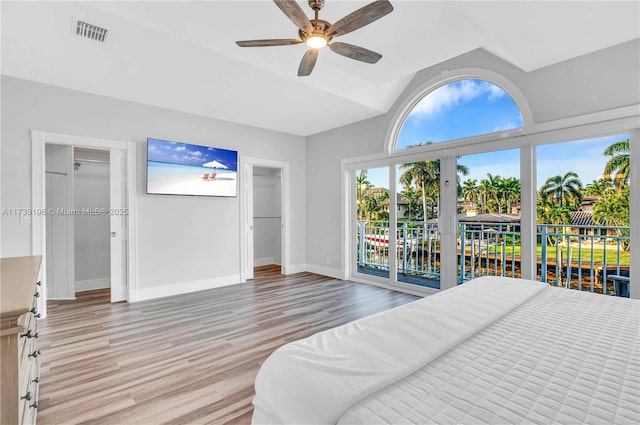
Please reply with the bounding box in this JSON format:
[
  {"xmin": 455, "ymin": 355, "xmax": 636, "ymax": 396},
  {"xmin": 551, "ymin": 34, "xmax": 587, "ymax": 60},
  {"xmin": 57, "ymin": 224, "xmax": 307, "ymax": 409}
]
[
  {"xmin": 18, "ymin": 363, "xmax": 39, "ymax": 425},
  {"xmin": 1, "ymin": 256, "xmax": 42, "ymax": 425}
]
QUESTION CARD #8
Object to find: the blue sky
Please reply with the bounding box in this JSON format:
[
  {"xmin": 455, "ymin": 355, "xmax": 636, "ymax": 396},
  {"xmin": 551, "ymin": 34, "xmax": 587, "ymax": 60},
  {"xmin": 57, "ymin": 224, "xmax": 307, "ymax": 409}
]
[
  {"xmin": 364, "ymin": 80, "xmax": 627, "ymax": 191},
  {"xmin": 397, "ymin": 79, "xmax": 522, "ymax": 148},
  {"xmin": 147, "ymin": 138, "xmax": 238, "ymax": 171}
]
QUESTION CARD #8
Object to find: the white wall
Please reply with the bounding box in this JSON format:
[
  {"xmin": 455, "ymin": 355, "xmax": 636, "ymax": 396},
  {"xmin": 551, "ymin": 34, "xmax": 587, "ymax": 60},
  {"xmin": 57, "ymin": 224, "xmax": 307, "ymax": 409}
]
[
  {"xmin": 74, "ymin": 149, "xmax": 111, "ymax": 292},
  {"xmin": 306, "ymin": 41, "xmax": 640, "ymax": 276},
  {"xmin": 253, "ymin": 168, "xmax": 281, "ymax": 266},
  {"xmin": 1, "ymin": 76, "xmax": 307, "ymax": 300}
]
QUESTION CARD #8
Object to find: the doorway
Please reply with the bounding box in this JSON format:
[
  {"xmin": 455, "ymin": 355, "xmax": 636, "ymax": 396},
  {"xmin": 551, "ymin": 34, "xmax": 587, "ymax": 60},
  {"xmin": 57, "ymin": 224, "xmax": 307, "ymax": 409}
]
[
  {"xmin": 31, "ymin": 130, "xmax": 137, "ymax": 318},
  {"xmin": 240, "ymin": 157, "xmax": 290, "ymax": 282},
  {"xmin": 252, "ymin": 167, "xmax": 282, "ymax": 271}
]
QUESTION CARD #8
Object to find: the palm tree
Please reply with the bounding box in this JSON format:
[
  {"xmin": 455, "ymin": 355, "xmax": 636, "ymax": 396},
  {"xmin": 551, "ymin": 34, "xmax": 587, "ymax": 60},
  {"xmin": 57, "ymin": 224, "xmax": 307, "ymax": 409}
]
[
  {"xmin": 593, "ymin": 189, "xmax": 630, "ymax": 250},
  {"xmin": 583, "ymin": 178, "xmax": 615, "ymax": 197},
  {"xmin": 400, "ymin": 159, "xmax": 439, "ymax": 226},
  {"xmin": 500, "ymin": 177, "xmax": 521, "ymax": 213},
  {"xmin": 603, "ymin": 138, "xmax": 630, "ymax": 191},
  {"xmin": 537, "ymin": 200, "xmax": 571, "ymax": 246},
  {"xmin": 478, "ymin": 173, "xmax": 502, "ymax": 213},
  {"xmin": 461, "ymin": 179, "xmax": 478, "ymax": 204},
  {"xmin": 400, "ymin": 186, "xmax": 421, "ymax": 220},
  {"xmin": 400, "ymin": 155, "xmax": 470, "ymax": 225},
  {"xmin": 356, "ymin": 170, "xmax": 371, "ymax": 221},
  {"xmin": 540, "ymin": 172, "xmax": 583, "ymax": 209}
]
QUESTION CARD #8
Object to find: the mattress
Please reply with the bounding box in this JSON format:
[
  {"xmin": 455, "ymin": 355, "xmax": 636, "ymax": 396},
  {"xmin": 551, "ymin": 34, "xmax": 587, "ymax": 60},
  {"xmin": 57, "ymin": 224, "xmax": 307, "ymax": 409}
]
[{"xmin": 252, "ymin": 277, "xmax": 639, "ymax": 425}]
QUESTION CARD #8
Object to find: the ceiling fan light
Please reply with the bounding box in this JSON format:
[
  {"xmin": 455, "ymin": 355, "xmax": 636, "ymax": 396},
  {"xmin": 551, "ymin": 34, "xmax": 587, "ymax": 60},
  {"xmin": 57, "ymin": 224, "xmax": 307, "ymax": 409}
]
[{"xmin": 306, "ymin": 35, "xmax": 327, "ymax": 49}]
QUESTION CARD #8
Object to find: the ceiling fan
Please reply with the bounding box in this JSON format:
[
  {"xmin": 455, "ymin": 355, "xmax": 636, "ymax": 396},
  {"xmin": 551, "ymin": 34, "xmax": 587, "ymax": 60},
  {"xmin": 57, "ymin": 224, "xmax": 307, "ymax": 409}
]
[{"xmin": 236, "ymin": 0, "xmax": 393, "ymax": 77}]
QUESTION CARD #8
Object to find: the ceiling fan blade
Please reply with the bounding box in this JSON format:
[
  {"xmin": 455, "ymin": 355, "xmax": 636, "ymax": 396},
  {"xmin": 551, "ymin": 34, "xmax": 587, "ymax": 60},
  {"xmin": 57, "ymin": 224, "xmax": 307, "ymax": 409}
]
[
  {"xmin": 298, "ymin": 49, "xmax": 318, "ymax": 77},
  {"xmin": 273, "ymin": 0, "xmax": 313, "ymax": 34},
  {"xmin": 329, "ymin": 42, "xmax": 382, "ymax": 64},
  {"xmin": 327, "ymin": 0, "xmax": 393, "ymax": 37},
  {"xmin": 236, "ymin": 39, "xmax": 302, "ymax": 47}
]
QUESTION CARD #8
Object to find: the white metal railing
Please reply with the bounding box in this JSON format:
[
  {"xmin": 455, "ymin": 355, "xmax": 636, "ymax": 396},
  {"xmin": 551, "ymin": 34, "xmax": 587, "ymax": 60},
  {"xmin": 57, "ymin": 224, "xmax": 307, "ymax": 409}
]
[{"xmin": 356, "ymin": 220, "xmax": 630, "ymax": 296}]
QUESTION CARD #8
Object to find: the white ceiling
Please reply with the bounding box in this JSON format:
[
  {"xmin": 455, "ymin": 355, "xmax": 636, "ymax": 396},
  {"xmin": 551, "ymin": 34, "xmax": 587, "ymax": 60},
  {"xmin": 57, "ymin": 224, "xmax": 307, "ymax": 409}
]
[{"xmin": 2, "ymin": 1, "xmax": 639, "ymax": 136}]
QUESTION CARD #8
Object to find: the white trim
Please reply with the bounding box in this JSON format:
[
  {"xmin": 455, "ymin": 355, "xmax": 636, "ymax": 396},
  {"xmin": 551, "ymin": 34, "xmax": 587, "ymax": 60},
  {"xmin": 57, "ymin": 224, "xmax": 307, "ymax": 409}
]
[
  {"xmin": 519, "ymin": 145, "xmax": 537, "ymax": 280},
  {"xmin": 282, "ymin": 263, "xmax": 307, "ymax": 275},
  {"xmin": 30, "ymin": 130, "xmax": 138, "ymax": 315},
  {"xmin": 344, "ymin": 106, "xmax": 639, "ymax": 169},
  {"xmin": 305, "ymin": 264, "xmax": 346, "ymax": 280},
  {"xmin": 31, "ymin": 131, "xmax": 47, "ymax": 316},
  {"xmin": 136, "ymin": 274, "xmax": 242, "ymax": 302},
  {"xmin": 342, "ymin": 167, "xmax": 352, "ymax": 281},
  {"xmin": 384, "ymin": 68, "xmax": 535, "ymax": 155},
  {"xmin": 630, "ymin": 129, "xmax": 639, "ymax": 300},
  {"xmin": 126, "ymin": 143, "xmax": 139, "ymax": 302},
  {"xmin": 240, "ymin": 157, "xmax": 291, "ymax": 277},
  {"xmin": 439, "ymin": 156, "xmax": 457, "ymax": 290},
  {"xmin": 343, "ymin": 66, "xmax": 639, "ymax": 293},
  {"xmin": 76, "ymin": 277, "xmax": 110, "ymax": 292},
  {"xmin": 349, "ymin": 275, "xmax": 435, "ymax": 298}
]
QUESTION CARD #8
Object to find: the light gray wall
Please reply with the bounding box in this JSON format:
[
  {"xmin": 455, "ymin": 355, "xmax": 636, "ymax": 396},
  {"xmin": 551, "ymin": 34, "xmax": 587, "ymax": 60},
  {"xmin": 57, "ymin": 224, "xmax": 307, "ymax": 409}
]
[
  {"xmin": 1, "ymin": 76, "xmax": 307, "ymax": 297},
  {"xmin": 74, "ymin": 154, "xmax": 110, "ymax": 289},
  {"xmin": 306, "ymin": 41, "xmax": 640, "ymax": 275},
  {"xmin": 253, "ymin": 169, "xmax": 281, "ymax": 266}
]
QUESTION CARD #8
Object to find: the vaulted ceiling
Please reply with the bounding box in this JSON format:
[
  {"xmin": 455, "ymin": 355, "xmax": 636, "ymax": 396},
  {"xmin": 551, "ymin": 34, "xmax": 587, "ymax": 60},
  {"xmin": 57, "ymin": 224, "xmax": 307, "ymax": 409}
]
[{"xmin": 2, "ymin": 1, "xmax": 639, "ymax": 136}]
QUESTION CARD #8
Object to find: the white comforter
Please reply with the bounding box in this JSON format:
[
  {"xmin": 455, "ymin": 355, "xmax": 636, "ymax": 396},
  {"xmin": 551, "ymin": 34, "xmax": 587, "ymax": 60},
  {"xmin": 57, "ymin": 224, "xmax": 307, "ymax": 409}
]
[
  {"xmin": 251, "ymin": 277, "xmax": 548, "ymax": 424},
  {"xmin": 338, "ymin": 282, "xmax": 639, "ymax": 424}
]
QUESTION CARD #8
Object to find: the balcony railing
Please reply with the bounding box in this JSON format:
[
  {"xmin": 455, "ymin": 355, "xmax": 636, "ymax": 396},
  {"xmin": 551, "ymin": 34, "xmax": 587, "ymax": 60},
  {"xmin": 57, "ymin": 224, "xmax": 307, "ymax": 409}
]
[{"xmin": 356, "ymin": 220, "xmax": 630, "ymax": 295}]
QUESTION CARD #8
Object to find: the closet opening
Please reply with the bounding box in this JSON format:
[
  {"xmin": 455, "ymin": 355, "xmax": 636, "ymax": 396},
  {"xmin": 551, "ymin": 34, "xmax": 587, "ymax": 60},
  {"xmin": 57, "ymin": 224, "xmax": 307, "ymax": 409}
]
[
  {"xmin": 45, "ymin": 145, "xmax": 112, "ymax": 304},
  {"xmin": 253, "ymin": 166, "xmax": 282, "ymax": 275}
]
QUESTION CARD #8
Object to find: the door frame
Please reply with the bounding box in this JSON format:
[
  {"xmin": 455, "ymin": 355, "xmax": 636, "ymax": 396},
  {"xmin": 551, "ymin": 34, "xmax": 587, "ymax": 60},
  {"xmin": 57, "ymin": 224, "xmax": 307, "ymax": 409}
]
[
  {"xmin": 31, "ymin": 130, "xmax": 138, "ymax": 318},
  {"xmin": 343, "ymin": 153, "xmax": 457, "ymax": 297},
  {"xmin": 239, "ymin": 156, "xmax": 291, "ymax": 281}
]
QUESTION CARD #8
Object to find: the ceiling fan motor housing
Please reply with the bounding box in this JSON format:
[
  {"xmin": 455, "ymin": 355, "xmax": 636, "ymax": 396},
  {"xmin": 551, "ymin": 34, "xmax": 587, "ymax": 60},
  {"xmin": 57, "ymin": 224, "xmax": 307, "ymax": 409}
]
[{"xmin": 299, "ymin": 19, "xmax": 332, "ymax": 42}]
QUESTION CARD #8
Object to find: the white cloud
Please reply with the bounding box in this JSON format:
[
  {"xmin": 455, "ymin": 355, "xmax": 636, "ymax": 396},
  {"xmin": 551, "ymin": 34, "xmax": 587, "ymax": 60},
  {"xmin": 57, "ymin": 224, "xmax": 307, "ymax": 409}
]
[
  {"xmin": 487, "ymin": 84, "xmax": 506, "ymax": 101},
  {"xmin": 191, "ymin": 151, "xmax": 202, "ymax": 156},
  {"xmin": 492, "ymin": 122, "xmax": 518, "ymax": 132},
  {"xmin": 409, "ymin": 80, "xmax": 508, "ymax": 119},
  {"xmin": 175, "ymin": 146, "xmax": 186, "ymax": 152}
]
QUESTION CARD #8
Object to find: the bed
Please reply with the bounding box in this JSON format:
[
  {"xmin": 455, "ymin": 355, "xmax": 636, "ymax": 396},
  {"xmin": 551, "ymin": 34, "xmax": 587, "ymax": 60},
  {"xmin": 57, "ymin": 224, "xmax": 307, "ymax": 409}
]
[{"xmin": 251, "ymin": 276, "xmax": 639, "ymax": 425}]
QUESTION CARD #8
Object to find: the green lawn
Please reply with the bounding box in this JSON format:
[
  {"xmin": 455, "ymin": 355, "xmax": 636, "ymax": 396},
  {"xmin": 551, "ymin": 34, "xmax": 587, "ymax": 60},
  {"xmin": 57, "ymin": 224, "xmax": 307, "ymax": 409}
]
[{"xmin": 462, "ymin": 244, "xmax": 630, "ymax": 266}]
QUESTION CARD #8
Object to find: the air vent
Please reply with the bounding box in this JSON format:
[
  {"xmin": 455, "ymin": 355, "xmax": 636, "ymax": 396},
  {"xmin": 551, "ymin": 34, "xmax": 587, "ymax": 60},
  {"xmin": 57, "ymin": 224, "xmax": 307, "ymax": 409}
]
[{"xmin": 74, "ymin": 19, "xmax": 108, "ymax": 42}]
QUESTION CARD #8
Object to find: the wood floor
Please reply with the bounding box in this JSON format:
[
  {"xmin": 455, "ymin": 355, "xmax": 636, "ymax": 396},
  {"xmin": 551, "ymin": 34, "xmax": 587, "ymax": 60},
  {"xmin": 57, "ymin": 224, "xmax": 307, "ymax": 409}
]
[{"xmin": 38, "ymin": 266, "xmax": 418, "ymax": 425}]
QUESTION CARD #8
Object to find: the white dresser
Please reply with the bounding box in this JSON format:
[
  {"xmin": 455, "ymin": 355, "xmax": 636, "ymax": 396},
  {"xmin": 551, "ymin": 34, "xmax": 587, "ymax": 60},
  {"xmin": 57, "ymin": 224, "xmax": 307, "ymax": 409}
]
[{"xmin": 1, "ymin": 256, "xmax": 42, "ymax": 425}]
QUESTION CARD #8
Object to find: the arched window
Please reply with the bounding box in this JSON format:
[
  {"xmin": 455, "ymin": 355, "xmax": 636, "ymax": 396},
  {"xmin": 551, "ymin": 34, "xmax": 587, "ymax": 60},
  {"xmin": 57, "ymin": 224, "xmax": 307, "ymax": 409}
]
[{"xmin": 395, "ymin": 79, "xmax": 523, "ymax": 150}]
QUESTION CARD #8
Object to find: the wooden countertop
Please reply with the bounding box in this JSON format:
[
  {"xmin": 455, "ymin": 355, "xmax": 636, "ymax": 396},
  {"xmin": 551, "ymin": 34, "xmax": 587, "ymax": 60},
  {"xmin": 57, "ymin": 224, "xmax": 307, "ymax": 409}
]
[{"xmin": 1, "ymin": 256, "xmax": 42, "ymax": 322}]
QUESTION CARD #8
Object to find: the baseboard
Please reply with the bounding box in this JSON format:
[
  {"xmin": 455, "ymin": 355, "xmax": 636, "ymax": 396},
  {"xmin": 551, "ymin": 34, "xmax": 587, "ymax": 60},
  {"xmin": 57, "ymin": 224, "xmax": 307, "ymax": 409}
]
[
  {"xmin": 282, "ymin": 263, "xmax": 307, "ymax": 275},
  {"xmin": 305, "ymin": 264, "xmax": 346, "ymax": 280},
  {"xmin": 76, "ymin": 277, "xmax": 110, "ymax": 292},
  {"xmin": 254, "ymin": 257, "xmax": 277, "ymax": 267},
  {"xmin": 135, "ymin": 274, "xmax": 242, "ymax": 302}
]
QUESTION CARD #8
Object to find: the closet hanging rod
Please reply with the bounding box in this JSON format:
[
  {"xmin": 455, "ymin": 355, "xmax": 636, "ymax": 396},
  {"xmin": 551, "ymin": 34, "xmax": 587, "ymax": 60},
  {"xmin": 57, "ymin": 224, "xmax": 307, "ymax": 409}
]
[
  {"xmin": 76, "ymin": 158, "xmax": 109, "ymax": 164},
  {"xmin": 253, "ymin": 173, "xmax": 281, "ymax": 178},
  {"xmin": 45, "ymin": 170, "xmax": 68, "ymax": 176}
]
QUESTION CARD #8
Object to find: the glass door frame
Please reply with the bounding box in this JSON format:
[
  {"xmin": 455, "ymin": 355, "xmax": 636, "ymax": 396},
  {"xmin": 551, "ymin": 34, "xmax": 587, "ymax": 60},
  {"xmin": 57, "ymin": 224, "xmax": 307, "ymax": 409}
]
[
  {"xmin": 346, "ymin": 153, "xmax": 458, "ymax": 295},
  {"xmin": 343, "ymin": 126, "xmax": 638, "ymax": 298}
]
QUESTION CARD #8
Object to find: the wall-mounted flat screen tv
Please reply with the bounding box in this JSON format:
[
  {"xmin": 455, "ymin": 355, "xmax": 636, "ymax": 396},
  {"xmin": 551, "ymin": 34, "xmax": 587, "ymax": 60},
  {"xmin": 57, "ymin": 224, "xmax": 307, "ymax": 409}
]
[{"xmin": 146, "ymin": 138, "xmax": 238, "ymax": 197}]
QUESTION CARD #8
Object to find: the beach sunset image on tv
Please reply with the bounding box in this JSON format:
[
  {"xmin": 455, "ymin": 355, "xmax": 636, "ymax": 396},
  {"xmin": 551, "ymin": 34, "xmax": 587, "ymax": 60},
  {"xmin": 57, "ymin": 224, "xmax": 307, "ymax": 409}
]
[{"xmin": 146, "ymin": 138, "xmax": 238, "ymax": 197}]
